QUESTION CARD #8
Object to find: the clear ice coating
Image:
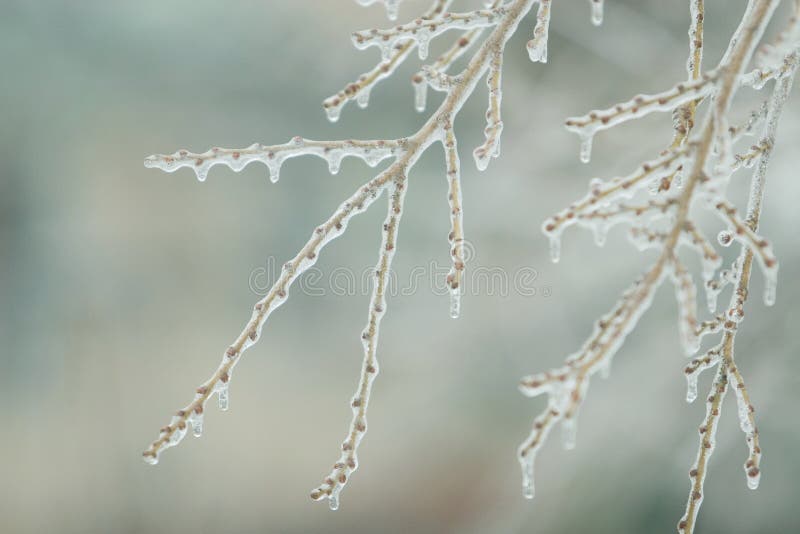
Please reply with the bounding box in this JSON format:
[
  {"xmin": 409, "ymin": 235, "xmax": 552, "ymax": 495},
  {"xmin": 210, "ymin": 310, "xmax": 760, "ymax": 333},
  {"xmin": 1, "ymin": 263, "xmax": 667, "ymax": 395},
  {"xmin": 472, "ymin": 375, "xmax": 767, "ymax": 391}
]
[{"xmin": 143, "ymin": 139, "xmax": 402, "ymax": 183}]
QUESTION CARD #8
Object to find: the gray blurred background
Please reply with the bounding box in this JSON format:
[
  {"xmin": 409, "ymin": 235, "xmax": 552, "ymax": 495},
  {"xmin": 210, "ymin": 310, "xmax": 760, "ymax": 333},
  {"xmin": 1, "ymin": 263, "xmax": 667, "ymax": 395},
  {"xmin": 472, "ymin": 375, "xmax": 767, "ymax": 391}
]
[{"xmin": 1, "ymin": 1, "xmax": 798, "ymax": 532}]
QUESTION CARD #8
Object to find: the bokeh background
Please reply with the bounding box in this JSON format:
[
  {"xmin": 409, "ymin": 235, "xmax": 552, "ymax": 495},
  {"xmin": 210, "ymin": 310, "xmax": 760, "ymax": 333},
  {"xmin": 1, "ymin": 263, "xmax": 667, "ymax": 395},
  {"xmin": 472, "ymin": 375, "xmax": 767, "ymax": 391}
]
[{"xmin": 1, "ymin": 0, "xmax": 798, "ymax": 532}]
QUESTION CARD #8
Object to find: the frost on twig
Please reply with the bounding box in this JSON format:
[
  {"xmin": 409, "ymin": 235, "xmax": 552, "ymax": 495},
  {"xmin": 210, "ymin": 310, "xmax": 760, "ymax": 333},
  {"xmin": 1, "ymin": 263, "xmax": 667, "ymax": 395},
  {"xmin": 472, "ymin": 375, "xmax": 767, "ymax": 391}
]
[
  {"xmin": 519, "ymin": 1, "xmax": 796, "ymax": 532},
  {"xmin": 143, "ymin": 0, "xmax": 549, "ymax": 510}
]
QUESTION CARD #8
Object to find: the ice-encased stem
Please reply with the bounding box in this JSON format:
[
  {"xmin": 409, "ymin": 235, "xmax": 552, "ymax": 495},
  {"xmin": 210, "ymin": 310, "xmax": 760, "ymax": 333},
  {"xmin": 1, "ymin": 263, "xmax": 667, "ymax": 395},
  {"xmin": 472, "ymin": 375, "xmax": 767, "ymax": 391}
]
[{"xmin": 310, "ymin": 179, "xmax": 408, "ymax": 509}]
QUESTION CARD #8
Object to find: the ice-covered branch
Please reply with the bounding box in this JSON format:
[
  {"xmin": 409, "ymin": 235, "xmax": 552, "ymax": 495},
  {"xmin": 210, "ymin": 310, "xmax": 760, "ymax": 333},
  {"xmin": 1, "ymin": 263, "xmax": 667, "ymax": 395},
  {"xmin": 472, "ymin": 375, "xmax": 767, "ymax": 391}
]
[
  {"xmin": 527, "ymin": 0, "xmax": 552, "ymax": 63},
  {"xmin": 520, "ymin": 4, "xmax": 790, "ymax": 533},
  {"xmin": 143, "ymin": 0, "xmax": 541, "ymax": 510},
  {"xmin": 144, "ymin": 138, "xmax": 404, "ymax": 182},
  {"xmin": 310, "ymin": 178, "xmax": 407, "ymax": 510},
  {"xmin": 473, "ymin": 49, "xmax": 504, "ymax": 169},
  {"xmin": 352, "ymin": 6, "xmax": 508, "ymax": 61},
  {"xmin": 323, "ymin": 0, "xmax": 453, "ymax": 121},
  {"xmin": 443, "ymin": 123, "xmax": 465, "ymax": 319},
  {"xmin": 142, "ymin": 162, "xmax": 396, "ymax": 465}
]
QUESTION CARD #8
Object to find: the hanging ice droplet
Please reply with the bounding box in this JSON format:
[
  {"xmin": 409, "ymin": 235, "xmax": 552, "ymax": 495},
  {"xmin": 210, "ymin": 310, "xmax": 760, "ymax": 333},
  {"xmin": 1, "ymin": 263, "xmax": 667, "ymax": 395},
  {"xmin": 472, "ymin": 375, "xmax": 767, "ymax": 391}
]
[
  {"xmin": 763, "ymin": 272, "xmax": 777, "ymax": 306},
  {"xmin": 686, "ymin": 373, "xmax": 698, "ymax": 403},
  {"xmin": 449, "ymin": 288, "xmax": 461, "ymax": 319},
  {"xmin": 327, "ymin": 154, "xmax": 342, "ymax": 175},
  {"xmin": 521, "ymin": 456, "xmax": 535, "ymax": 500},
  {"xmin": 579, "ymin": 133, "xmax": 593, "ymax": 164},
  {"xmin": 706, "ymin": 286, "xmax": 718, "ymax": 314},
  {"xmin": 527, "ymin": 39, "xmax": 547, "ymax": 64},
  {"xmin": 473, "ymin": 149, "xmax": 490, "ymax": 172},
  {"xmin": 385, "ymin": 0, "xmax": 399, "ymax": 20},
  {"xmin": 195, "ymin": 165, "xmax": 208, "ymax": 182},
  {"xmin": 267, "ymin": 162, "xmax": 280, "ymax": 183},
  {"xmin": 328, "ymin": 491, "xmax": 340, "ymax": 511},
  {"xmin": 747, "ymin": 469, "xmax": 761, "ymax": 490},
  {"xmin": 413, "ymin": 81, "xmax": 427, "ymax": 113},
  {"xmin": 325, "ymin": 105, "xmax": 342, "ymax": 123},
  {"xmin": 143, "ymin": 454, "xmax": 159, "ymax": 466},
  {"xmin": 561, "ymin": 418, "xmax": 577, "ymax": 450},
  {"xmin": 548, "ymin": 234, "xmax": 561, "ymax": 263},
  {"xmin": 590, "ymin": 0, "xmax": 604, "ymax": 26},
  {"xmin": 191, "ymin": 413, "xmax": 204, "ymax": 437},
  {"xmin": 218, "ymin": 385, "xmax": 230, "ymax": 411},
  {"xmin": 356, "ymin": 88, "xmax": 371, "ymax": 109},
  {"xmin": 417, "ymin": 29, "xmax": 430, "ymax": 60},
  {"xmin": 593, "ymin": 222, "xmax": 608, "ymax": 247}
]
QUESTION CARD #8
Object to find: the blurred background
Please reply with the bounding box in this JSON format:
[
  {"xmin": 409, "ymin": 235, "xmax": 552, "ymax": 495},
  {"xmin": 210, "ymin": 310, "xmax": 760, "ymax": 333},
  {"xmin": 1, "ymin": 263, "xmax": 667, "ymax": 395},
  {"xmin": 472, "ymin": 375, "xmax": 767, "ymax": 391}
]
[{"xmin": 1, "ymin": 0, "xmax": 798, "ymax": 532}]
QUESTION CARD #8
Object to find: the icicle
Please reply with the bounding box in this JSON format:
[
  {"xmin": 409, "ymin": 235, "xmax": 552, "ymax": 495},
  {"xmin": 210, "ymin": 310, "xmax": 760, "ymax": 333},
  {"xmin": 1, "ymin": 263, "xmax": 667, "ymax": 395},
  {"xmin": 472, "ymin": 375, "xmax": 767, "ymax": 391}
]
[
  {"xmin": 328, "ymin": 491, "xmax": 340, "ymax": 511},
  {"xmin": 414, "ymin": 79, "xmax": 427, "ymax": 112},
  {"xmin": 705, "ymin": 282, "xmax": 719, "ymax": 313},
  {"xmin": 449, "ymin": 288, "xmax": 461, "ymax": 319},
  {"xmin": 327, "ymin": 152, "xmax": 343, "ymax": 175},
  {"xmin": 357, "ymin": 87, "xmax": 371, "ymax": 109},
  {"xmin": 548, "ymin": 233, "xmax": 561, "ymax": 263},
  {"xmin": 384, "ymin": 0, "xmax": 399, "ymax": 21},
  {"xmin": 521, "ymin": 455, "xmax": 535, "ymax": 499},
  {"xmin": 686, "ymin": 373, "xmax": 699, "ymax": 403},
  {"xmin": 590, "ymin": 0, "xmax": 604, "ymax": 26},
  {"xmin": 527, "ymin": 38, "xmax": 547, "ymax": 63},
  {"xmin": 763, "ymin": 271, "xmax": 777, "ymax": 306},
  {"xmin": 217, "ymin": 382, "xmax": 230, "ymax": 411},
  {"xmin": 143, "ymin": 454, "xmax": 159, "ymax": 465},
  {"xmin": 592, "ymin": 222, "xmax": 609, "ymax": 247},
  {"xmin": 561, "ymin": 418, "xmax": 577, "ymax": 450},
  {"xmin": 267, "ymin": 161, "xmax": 281, "ymax": 183},
  {"xmin": 579, "ymin": 133, "xmax": 594, "ymax": 164},
  {"xmin": 325, "ymin": 104, "xmax": 342, "ymax": 123},
  {"xmin": 417, "ymin": 28, "xmax": 431, "ymax": 60},
  {"xmin": 195, "ymin": 164, "xmax": 209, "ymax": 182},
  {"xmin": 747, "ymin": 470, "xmax": 761, "ymax": 490},
  {"xmin": 191, "ymin": 412, "xmax": 204, "ymax": 437}
]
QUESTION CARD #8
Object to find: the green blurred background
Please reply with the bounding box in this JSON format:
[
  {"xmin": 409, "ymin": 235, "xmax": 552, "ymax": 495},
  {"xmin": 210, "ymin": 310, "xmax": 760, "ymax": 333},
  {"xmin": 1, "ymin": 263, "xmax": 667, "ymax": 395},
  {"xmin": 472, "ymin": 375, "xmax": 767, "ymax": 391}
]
[{"xmin": 1, "ymin": 0, "xmax": 798, "ymax": 532}]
